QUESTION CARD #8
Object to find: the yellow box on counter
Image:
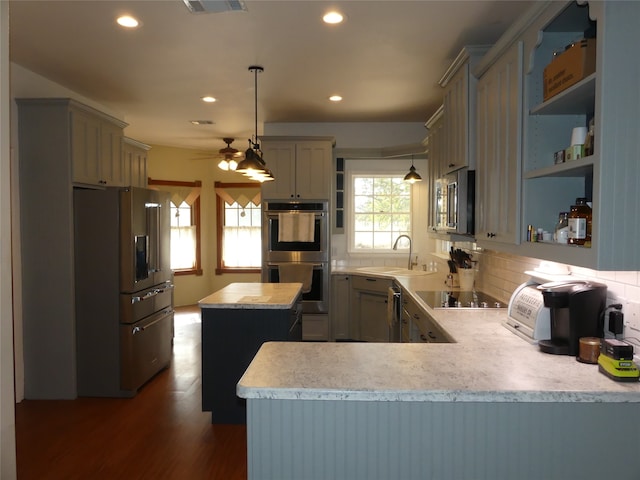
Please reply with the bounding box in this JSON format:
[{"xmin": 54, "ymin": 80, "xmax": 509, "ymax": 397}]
[{"xmin": 543, "ymin": 38, "xmax": 596, "ymax": 101}]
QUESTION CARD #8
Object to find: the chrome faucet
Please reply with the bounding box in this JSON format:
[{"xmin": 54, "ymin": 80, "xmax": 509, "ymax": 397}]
[{"xmin": 392, "ymin": 234, "xmax": 414, "ymax": 270}]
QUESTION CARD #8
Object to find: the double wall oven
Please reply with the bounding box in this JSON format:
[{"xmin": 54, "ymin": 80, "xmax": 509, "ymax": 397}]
[{"xmin": 262, "ymin": 200, "xmax": 329, "ymax": 314}]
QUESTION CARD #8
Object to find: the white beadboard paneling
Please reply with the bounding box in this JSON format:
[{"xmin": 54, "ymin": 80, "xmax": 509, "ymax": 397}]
[{"xmin": 247, "ymin": 399, "xmax": 640, "ymax": 480}]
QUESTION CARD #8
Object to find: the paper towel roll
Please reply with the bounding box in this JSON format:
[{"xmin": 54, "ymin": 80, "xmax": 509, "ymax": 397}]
[{"xmin": 571, "ymin": 126, "xmax": 587, "ymax": 146}]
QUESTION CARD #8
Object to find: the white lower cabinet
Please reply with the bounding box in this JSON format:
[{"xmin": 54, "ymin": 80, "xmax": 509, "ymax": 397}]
[
  {"xmin": 302, "ymin": 314, "xmax": 329, "ymax": 341},
  {"xmin": 330, "ymin": 274, "xmax": 351, "ymax": 340},
  {"xmin": 401, "ymin": 293, "xmax": 451, "ymax": 343},
  {"xmin": 351, "ymin": 275, "xmax": 392, "ymax": 342}
]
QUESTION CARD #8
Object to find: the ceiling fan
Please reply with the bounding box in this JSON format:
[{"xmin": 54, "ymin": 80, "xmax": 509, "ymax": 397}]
[
  {"xmin": 191, "ymin": 137, "xmax": 244, "ymax": 170},
  {"xmin": 216, "ymin": 137, "xmax": 244, "ymax": 171}
]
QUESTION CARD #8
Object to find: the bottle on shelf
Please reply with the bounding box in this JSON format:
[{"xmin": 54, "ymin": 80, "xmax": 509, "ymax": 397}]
[
  {"xmin": 568, "ymin": 198, "xmax": 592, "ymax": 247},
  {"xmin": 584, "ymin": 119, "xmax": 595, "ymax": 157}
]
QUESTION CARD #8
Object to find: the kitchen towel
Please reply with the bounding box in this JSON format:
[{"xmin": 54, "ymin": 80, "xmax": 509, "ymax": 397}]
[
  {"xmin": 278, "ymin": 263, "xmax": 314, "ymax": 293},
  {"xmin": 278, "ymin": 212, "xmax": 315, "ymax": 242}
]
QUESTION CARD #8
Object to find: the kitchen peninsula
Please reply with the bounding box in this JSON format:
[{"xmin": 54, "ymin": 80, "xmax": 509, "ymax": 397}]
[
  {"xmin": 238, "ymin": 274, "xmax": 640, "ymax": 480},
  {"xmin": 199, "ymin": 282, "xmax": 302, "ymax": 424}
]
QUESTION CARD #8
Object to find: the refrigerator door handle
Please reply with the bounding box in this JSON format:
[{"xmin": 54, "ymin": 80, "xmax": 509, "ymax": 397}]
[{"xmin": 146, "ymin": 201, "xmax": 162, "ymax": 274}]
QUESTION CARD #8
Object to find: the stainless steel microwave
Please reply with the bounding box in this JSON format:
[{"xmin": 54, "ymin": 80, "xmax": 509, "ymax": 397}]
[{"xmin": 433, "ymin": 168, "xmax": 475, "ymax": 236}]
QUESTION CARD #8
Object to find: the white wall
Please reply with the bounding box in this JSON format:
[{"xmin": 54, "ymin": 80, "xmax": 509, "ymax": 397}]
[
  {"xmin": 1, "ymin": 2, "xmax": 17, "ymax": 477},
  {"xmin": 146, "ymin": 145, "xmax": 262, "ymax": 306},
  {"xmin": 264, "ymin": 122, "xmax": 426, "ymax": 149}
]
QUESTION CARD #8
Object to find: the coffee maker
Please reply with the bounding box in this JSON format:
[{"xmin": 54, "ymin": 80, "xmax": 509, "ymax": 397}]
[{"xmin": 537, "ymin": 280, "xmax": 607, "ymax": 355}]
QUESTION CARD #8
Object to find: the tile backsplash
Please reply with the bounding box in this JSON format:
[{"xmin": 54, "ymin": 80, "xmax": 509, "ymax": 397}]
[{"xmin": 471, "ymin": 248, "xmax": 640, "ymax": 352}]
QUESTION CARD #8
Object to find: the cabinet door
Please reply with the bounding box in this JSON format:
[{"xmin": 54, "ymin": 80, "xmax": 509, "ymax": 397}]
[
  {"xmin": 476, "ymin": 41, "xmax": 523, "ymax": 245},
  {"xmin": 124, "ymin": 140, "xmax": 148, "ymax": 188},
  {"xmin": 442, "ymin": 64, "xmax": 469, "ymax": 173},
  {"xmin": 331, "ymin": 275, "xmax": 351, "ymax": 340},
  {"xmin": 294, "ymin": 142, "xmax": 331, "ymax": 199},
  {"xmin": 426, "ymin": 108, "xmax": 444, "ymax": 231},
  {"xmin": 357, "ymin": 292, "xmax": 389, "ymax": 342},
  {"xmin": 71, "ymin": 109, "xmax": 102, "ymax": 185},
  {"xmin": 261, "ymin": 142, "xmax": 296, "ymax": 199},
  {"xmin": 101, "ymin": 122, "xmax": 125, "ymax": 186},
  {"xmin": 131, "ymin": 149, "xmax": 148, "ymax": 188}
]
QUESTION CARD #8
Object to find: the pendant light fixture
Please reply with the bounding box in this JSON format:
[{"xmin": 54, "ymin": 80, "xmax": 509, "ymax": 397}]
[
  {"xmin": 403, "ymin": 156, "xmax": 422, "ymax": 184},
  {"xmin": 236, "ymin": 65, "xmax": 274, "ymax": 182}
]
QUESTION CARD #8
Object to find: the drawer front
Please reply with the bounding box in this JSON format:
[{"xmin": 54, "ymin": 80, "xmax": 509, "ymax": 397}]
[
  {"xmin": 351, "ymin": 275, "xmax": 392, "ymax": 294},
  {"xmin": 403, "ymin": 297, "xmax": 451, "ymax": 343},
  {"xmin": 120, "ymin": 308, "xmax": 173, "ymax": 391},
  {"xmin": 412, "ymin": 314, "xmax": 450, "ymax": 343}
]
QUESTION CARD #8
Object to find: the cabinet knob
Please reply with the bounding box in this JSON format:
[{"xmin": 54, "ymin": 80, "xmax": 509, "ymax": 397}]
[
  {"xmin": 448, "ymin": 163, "xmax": 456, "ymax": 168},
  {"xmin": 487, "ymin": 232, "xmax": 496, "ymax": 238}
]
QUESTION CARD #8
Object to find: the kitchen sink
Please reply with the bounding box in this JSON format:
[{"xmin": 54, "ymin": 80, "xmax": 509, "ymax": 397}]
[{"xmin": 355, "ymin": 266, "xmax": 434, "ymax": 276}]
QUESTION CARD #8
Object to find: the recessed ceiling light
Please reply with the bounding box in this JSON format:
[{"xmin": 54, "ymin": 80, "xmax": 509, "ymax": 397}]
[
  {"xmin": 329, "ymin": 95, "xmax": 343, "ymax": 102},
  {"xmin": 323, "ymin": 11, "xmax": 344, "ymax": 24},
  {"xmin": 116, "ymin": 15, "xmax": 139, "ymax": 28},
  {"xmin": 201, "ymin": 96, "xmax": 216, "ymax": 103}
]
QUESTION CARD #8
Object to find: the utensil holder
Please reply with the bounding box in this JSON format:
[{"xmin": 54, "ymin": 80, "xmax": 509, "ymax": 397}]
[{"xmin": 458, "ymin": 269, "xmax": 475, "ymax": 291}]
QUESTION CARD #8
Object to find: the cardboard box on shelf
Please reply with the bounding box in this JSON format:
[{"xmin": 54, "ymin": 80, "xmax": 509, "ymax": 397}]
[{"xmin": 543, "ymin": 38, "xmax": 596, "ymax": 101}]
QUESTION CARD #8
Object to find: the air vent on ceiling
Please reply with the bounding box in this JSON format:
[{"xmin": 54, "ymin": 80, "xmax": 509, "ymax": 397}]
[{"xmin": 182, "ymin": 0, "xmax": 247, "ymax": 14}]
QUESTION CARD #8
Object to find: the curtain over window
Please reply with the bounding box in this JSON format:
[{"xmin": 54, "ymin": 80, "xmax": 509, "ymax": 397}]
[
  {"xmin": 149, "ymin": 179, "xmax": 203, "ymax": 276},
  {"xmin": 215, "ymin": 182, "xmax": 262, "ymax": 274}
]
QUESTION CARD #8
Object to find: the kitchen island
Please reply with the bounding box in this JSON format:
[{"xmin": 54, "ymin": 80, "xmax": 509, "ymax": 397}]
[
  {"xmin": 199, "ymin": 282, "xmax": 302, "ymax": 424},
  {"xmin": 237, "ymin": 275, "xmax": 640, "ymax": 480}
]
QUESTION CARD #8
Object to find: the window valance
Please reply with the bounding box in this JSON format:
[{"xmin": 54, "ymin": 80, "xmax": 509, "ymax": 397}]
[
  {"xmin": 214, "ymin": 182, "xmax": 261, "ymax": 208},
  {"xmin": 148, "ymin": 179, "xmax": 202, "ymax": 206}
]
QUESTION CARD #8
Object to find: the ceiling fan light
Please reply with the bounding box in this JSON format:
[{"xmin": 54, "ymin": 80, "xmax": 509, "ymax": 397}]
[
  {"xmin": 218, "ymin": 159, "xmax": 230, "ymax": 171},
  {"xmin": 228, "ymin": 159, "xmax": 238, "ymax": 171}
]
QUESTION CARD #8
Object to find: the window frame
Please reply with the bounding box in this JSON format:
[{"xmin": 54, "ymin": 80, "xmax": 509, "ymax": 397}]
[
  {"xmin": 345, "ymin": 159, "xmax": 417, "ymax": 255},
  {"xmin": 148, "ymin": 178, "xmax": 203, "ymax": 276},
  {"xmin": 215, "ymin": 181, "xmax": 261, "ymax": 275}
]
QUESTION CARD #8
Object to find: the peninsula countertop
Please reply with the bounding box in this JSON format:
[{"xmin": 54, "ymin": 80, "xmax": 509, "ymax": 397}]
[
  {"xmin": 199, "ymin": 282, "xmax": 302, "ymax": 309},
  {"xmin": 237, "ymin": 270, "xmax": 640, "ymax": 403}
]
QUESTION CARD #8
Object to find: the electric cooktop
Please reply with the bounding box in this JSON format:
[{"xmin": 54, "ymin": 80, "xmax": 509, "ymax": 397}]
[{"xmin": 416, "ymin": 290, "xmax": 506, "ymax": 309}]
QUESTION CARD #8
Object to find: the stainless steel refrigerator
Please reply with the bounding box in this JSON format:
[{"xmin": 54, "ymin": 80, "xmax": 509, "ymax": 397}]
[{"xmin": 74, "ymin": 186, "xmax": 174, "ymax": 397}]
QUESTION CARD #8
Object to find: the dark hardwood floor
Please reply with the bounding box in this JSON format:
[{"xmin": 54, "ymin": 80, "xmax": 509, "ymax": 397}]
[{"xmin": 15, "ymin": 306, "xmax": 247, "ymax": 480}]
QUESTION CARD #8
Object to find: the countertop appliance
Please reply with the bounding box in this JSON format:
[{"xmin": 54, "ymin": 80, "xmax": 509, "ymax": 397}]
[
  {"xmin": 537, "ymin": 280, "xmax": 607, "ymax": 356},
  {"xmin": 504, "ymin": 282, "xmax": 550, "ymax": 344},
  {"xmin": 417, "ymin": 290, "xmax": 506, "ymax": 309},
  {"xmin": 432, "ymin": 168, "xmax": 475, "ymax": 236},
  {"xmin": 74, "ymin": 186, "xmax": 174, "ymax": 397}
]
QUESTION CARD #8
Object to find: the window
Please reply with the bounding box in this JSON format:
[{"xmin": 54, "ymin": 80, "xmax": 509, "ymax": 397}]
[
  {"xmin": 148, "ymin": 178, "xmax": 203, "ymax": 276},
  {"xmin": 350, "ymin": 174, "xmax": 411, "ymax": 251},
  {"xmin": 215, "ymin": 182, "xmax": 261, "ymax": 274}
]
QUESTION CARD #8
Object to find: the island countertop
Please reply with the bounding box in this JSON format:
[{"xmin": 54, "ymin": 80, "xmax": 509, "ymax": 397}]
[{"xmin": 199, "ymin": 282, "xmax": 302, "ymax": 309}]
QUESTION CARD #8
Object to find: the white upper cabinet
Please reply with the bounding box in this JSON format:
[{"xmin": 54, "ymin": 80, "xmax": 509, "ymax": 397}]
[
  {"xmin": 439, "ymin": 46, "xmax": 489, "ymax": 174},
  {"xmin": 260, "ymin": 137, "xmax": 334, "ymax": 200},
  {"xmin": 68, "ymin": 104, "xmax": 126, "ymax": 187},
  {"xmin": 474, "ymin": 0, "xmax": 640, "ymax": 270},
  {"xmin": 475, "ymin": 41, "xmax": 524, "ymax": 245},
  {"xmin": 425, "ymin": 106, "xmax": 444, "ymax": 232},
  {"xmin": 123, "ymin": 137, "xmax": 149, "ymax": 188}
]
